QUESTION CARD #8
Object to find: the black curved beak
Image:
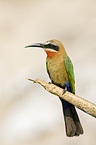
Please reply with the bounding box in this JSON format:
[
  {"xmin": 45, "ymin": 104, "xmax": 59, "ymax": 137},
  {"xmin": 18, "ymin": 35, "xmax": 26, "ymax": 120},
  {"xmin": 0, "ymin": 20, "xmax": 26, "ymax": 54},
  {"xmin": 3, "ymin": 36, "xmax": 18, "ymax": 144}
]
[
  {"xmin": 25, "ymin": 42, "xmax": 59, "ymax": 51},
  {"xmin": 25, "ymin": 43, "xmax": 44, "ymax": 48}
]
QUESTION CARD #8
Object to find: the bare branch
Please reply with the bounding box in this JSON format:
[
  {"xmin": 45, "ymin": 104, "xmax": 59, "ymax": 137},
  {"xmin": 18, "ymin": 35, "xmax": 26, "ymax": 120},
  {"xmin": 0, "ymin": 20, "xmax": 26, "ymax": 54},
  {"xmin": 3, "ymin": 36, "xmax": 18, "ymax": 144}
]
[{"xmin": 28, "ymin": 78, "xmax": 96, "ymax": 118}]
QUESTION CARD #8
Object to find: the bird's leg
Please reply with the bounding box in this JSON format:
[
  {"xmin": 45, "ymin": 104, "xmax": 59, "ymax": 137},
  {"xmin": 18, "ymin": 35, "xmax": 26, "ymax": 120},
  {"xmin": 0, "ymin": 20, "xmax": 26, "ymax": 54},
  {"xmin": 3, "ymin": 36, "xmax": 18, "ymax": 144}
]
[
  {"xmin": 62, "ymin": 82, "xmax": 70, "ymax": 95},
  {"xmin": 48, "ymin": 82, "xmax": 52, "ymax": 84},
  {"xmin": 48, "ymin": 81, "xmax": 54, "ymax": 84},
  {"xmin": 62, "ymin": 87, "xmax": 67, "ymax": 95}
]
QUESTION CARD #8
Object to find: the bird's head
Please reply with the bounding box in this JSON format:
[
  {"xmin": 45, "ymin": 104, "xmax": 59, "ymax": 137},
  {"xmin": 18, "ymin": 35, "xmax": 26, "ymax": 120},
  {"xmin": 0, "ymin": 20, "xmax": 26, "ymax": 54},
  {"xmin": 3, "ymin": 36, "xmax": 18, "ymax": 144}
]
[{"xmin": 25, "ymin": 39, "xmax": 65, "ymax": 58}]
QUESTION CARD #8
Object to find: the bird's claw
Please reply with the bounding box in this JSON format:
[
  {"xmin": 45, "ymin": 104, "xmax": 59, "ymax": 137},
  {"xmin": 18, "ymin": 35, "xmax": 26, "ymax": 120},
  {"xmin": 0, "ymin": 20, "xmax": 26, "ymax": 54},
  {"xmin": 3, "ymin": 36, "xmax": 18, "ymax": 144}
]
[
  {"xmin": 62, "ymin": 90, "xmax": 67, "ymax": 95},
  {"xmin": 62, "ymin": 81, "xmax": 70, "ymax": 95},
  {"xmin": 48, "ymin": 82, "xmax": 52, "ymax": 84},
  {"xmin": 62, "ymin": 86, "xmax": 67, "ymax": 95}
]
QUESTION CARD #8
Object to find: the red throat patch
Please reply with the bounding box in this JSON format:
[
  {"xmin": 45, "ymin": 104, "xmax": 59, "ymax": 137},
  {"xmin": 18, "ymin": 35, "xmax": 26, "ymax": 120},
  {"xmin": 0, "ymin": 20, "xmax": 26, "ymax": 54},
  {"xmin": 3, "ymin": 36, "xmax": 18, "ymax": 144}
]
[{"xmin": 45, "ymin": 50, "xmax": 56, "ymax": 58}]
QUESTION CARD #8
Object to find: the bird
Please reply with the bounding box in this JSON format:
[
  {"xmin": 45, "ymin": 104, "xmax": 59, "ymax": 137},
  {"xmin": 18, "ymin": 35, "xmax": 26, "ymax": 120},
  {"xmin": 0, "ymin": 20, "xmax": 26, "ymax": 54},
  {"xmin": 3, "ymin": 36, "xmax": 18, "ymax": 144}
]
[{"xmin": 25, "ymin": 39, "xmax": 84, "ymax": 137}]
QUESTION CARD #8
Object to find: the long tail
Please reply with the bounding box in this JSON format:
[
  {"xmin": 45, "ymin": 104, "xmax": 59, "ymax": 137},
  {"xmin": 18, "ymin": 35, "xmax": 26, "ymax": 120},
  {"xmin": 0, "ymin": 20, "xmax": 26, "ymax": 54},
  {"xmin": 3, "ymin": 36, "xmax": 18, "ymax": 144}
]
[{"xmin": 60, "ymin": 98, "xmax": 83, "ymax": 137}]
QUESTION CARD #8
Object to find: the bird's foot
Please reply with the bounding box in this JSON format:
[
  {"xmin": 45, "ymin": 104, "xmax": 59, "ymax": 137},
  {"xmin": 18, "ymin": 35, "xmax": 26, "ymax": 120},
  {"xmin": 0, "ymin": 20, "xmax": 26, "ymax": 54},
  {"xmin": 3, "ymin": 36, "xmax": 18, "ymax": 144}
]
[
  {"xmin": 62, "ymin": 86, "xmax": 67, "ymax": 95},
  {"xmin": 48, "ymin": 82, "xmax": 52, "ymax": 84},
  {"xmin": 62, "ymin": 82, "xmax": 70, "ymax": 95}
]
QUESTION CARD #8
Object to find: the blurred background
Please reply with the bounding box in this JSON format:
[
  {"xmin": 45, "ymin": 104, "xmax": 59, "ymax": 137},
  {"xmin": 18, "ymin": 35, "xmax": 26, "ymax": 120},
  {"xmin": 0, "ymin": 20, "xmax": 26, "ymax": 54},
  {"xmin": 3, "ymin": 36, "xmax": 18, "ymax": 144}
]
[{"xmin": 0, "ymin": 0, "xmax": 96, "ymax": 144}]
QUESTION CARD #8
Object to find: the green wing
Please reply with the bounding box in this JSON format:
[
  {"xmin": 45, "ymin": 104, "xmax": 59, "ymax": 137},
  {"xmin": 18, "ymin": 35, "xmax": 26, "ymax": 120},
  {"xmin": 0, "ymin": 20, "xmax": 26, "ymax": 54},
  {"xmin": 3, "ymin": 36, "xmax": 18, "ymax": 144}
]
[
  {"xmin": 46, "ymin": 61, "xmax": 51, "ymax": 79},
  {"xmin": 65, "ymin": 56, "xmax": 75, "ymax": 94}
]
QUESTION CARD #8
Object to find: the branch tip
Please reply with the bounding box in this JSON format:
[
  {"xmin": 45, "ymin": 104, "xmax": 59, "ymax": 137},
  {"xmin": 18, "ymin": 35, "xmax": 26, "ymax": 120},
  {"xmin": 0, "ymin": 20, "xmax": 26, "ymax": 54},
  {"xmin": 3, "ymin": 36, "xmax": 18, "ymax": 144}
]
[{"xmin": 27, "ymin": 78, "xmax": 36, "ymax": 83}]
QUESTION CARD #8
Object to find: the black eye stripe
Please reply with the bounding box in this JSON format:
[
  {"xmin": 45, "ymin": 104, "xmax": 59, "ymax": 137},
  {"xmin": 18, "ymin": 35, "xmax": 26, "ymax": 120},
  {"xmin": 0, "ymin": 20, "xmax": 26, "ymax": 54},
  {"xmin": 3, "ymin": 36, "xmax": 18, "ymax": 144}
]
[{"xmin": 45, "ymin": 44, "xmax": 59, "ymax": 51}]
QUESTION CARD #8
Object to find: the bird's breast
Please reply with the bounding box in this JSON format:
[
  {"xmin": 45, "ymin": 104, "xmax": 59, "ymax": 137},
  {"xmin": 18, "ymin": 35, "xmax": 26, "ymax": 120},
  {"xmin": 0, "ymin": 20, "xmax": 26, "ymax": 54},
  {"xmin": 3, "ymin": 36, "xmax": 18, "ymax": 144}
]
[{"xmin": 47, "ymin": 57, "xmax": 69, "ymax": 87}]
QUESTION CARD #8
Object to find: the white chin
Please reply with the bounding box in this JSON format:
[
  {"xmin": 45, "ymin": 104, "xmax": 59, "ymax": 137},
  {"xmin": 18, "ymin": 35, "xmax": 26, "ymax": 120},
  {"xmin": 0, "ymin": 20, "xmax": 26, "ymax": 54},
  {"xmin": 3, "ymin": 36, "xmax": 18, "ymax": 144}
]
[{"xmin": 44, "ymin": 48, "xmax": 57, "ymax": 52}]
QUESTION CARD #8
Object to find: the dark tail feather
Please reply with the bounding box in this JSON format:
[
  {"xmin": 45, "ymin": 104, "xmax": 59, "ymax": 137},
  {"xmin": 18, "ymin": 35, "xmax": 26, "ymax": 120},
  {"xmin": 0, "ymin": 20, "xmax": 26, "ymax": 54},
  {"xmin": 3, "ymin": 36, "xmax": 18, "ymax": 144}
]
[{"xmin": 60, "ymin": 98, "xmax": 83, "ymax": 137}]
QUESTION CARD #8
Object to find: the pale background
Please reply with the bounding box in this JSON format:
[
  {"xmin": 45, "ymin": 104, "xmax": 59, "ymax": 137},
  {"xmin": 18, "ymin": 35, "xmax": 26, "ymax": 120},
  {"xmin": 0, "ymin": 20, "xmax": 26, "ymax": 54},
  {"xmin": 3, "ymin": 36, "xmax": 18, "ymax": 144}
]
[{"xmin": 0, "ymin": 0, "xmax": 96, "ymax": 145}]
